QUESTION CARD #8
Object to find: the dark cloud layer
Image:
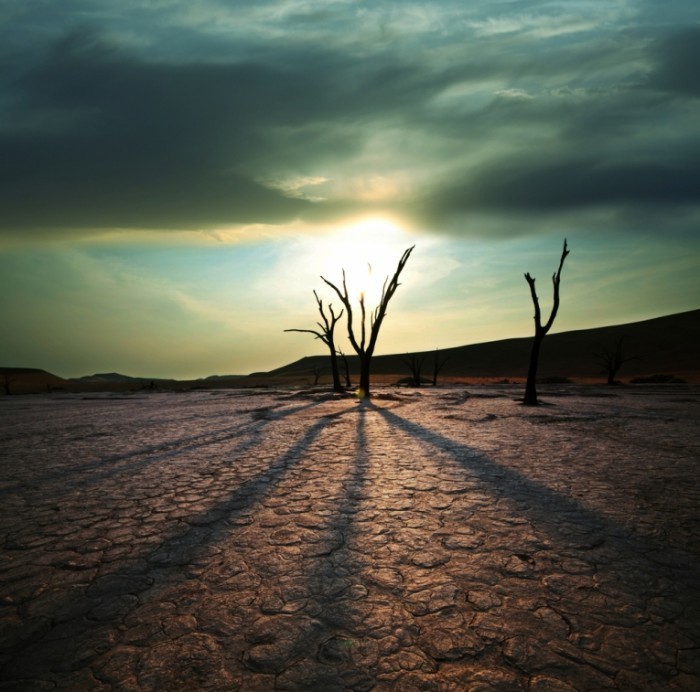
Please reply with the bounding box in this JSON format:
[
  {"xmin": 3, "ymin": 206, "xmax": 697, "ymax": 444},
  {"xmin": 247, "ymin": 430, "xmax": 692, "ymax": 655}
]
[
  {"xmin": 648, "ymin": 27, "xmax": 700, "ymax": 96},
  {"xmin": 1, "ymin": 4, "xmax": 699, "ymax": 238}
]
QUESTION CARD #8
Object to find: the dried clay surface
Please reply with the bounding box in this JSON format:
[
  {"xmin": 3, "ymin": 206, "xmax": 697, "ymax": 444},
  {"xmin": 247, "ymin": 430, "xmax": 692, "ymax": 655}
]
[{"xmin": 1, "ymin": 385, "xmax": 699, "ymax": 690}]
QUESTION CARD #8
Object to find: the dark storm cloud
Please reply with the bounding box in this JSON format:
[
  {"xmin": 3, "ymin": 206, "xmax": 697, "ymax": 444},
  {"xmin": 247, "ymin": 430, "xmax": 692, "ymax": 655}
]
[
  {"xmin": 647, "ymin": 27, "xmax": 700, "ymax": 96},
  {"xmin": 0, "ymin": 30, "xmax": 319, "ymax": 230},
  {"xmin": 406, "ymin": 24, "xmax": 700, "ymax": 233},
  {"xmin": 0, "ymin": 27, "xmax": 453, "ymax": 234},
  {"xmin": 429, "ymin": 155, "xmax": 700, "ymax": 216},
  {"xmin": 1, "ymin": 3, "xmax": 699, "ymax": 238}
]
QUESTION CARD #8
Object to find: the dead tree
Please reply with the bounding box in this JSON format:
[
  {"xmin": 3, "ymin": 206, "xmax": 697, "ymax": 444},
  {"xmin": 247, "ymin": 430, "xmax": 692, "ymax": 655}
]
[
  {"xmin": 432, "ymin": 348, "xmax": 450, "ymax": 386},
  {"xmin": 523, "ymin": 239, "xmax": 570, "ymax": 405},
  {"xmin": 311, "ymin": 365, "xmax": 324, "ymax": 386},
  {"xmin": 322, "ymin": 246, "xmax": 414, "ymax": 398},
  {"xmin": 2, "ymin": 372, "xmax": 14, "ymax": 395},
  {"xmin": 404, "ymin": 352, "xmax": 426, "ymax": 387},
  {"xmin": 596, "ymin": 336, "xmax": 639, "ymax": 385},
  {"xmin": 338, "ymin": 349, "xmax": 352, "ymax": 389},
  {"xmin": 285, "ymin": 290, "xmax": 344, "ymax": 392}
]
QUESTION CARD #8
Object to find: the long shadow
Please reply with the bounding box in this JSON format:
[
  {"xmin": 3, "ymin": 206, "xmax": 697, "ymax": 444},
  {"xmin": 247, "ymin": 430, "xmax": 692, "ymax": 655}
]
[
  {"xmin": 0, "ymin": 399, "xmax": 325, "ymax": 498},
  {"xmin": 0, "ymin": 410, "xmax": 337, "ymax": 679},
  {"xmin": 373, "ymin": 404, "xmax": 700, "ymax": 589},
  {"xmin": 265, "ymin": 402, "xmax": 378, "ymax": 688}
]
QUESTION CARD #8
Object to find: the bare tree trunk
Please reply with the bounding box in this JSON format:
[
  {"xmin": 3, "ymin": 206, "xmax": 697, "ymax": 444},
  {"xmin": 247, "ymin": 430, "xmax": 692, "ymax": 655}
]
[
  {"xmin": 339, "ymin": 350, "xmax": 352, "ymax": 388},
  {"xmin": 358, "ymin": 355, "xmax": 371, "ymax": 399},
  {"xmin": 523, "ymin": 239, "xmax": 570, "ymax": 406},
  {"xmin": 523, "ymin": 333, "xmax": 543, "ymax": 405},
  {"xmin": 329, "ymin": 351, "xmax": 342, "ymax": 391}
]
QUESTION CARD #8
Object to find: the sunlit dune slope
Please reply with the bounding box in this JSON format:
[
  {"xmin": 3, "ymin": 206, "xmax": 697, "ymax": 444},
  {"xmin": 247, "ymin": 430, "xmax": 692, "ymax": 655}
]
[{"xmin": 266, "ymin": 309, "xmax": 700, "ymax": 383}]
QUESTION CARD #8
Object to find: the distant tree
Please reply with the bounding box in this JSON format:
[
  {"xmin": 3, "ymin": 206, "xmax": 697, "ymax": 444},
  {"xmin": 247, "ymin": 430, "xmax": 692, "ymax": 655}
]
[
  {"xmin": 596, "ymin": 336, "xmax": 639, "ymax": 385},
  {"xmin": 523, "ymin": 239, "xmax": 570, "ymax": 406},
  {"xmin": 338, "ymin": 349, "xmax": 352, "ymax": 389},
  {"xmin": 285, "ymin": 290, "xmax": 344, "ymax": 393},
  {"xmin": 322, "ymin": 246, "xmax": 415, "ymax": 399},
  {"xmin": 404, "ymin": 352, "xmax": 427, "ymax": 387},
  {"xmin": 432, "ymin": 348, "xmax": 450, "ymax": 386},
  {"xmin": 2, "ymin": 372, "xmax": 14, "ymax": 396},
  {"xmin": 311, "ymin": 364, "xmax": 324, "ymax": 386}
]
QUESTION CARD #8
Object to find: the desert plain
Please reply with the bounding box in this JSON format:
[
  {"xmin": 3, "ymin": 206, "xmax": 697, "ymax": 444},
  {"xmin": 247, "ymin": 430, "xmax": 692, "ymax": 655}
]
[{"xmin": 1, "ymin": 384, "xmax": 699, "ymax": 690}]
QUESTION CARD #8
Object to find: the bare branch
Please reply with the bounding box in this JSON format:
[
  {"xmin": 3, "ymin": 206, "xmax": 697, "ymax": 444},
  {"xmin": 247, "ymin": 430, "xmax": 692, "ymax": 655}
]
[
  {"xmin": 284, "ymin": 327, "xmax": 328, "ymax": 345},
  {"xmin": 367, "ymin": 245, "xmax": 415, "ymax": 355},
  {"xmin": 321, "ymin": 271, "xmax": 362, "ymax": 356},
  {"xmin": 359, "ymin": 292, "xmax": 367, "ymax": 352},
  {"xmin": 524, "ymin": 272, "xmax": 541, "ymax": 331},
  {"xmin": 543, "ymin": 238, "xmax": 570, "ymax": 333}
]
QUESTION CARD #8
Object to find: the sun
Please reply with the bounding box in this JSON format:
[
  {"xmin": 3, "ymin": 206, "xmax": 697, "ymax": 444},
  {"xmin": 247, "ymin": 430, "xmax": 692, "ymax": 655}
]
[{"xmin": 319, "ymin": 216, "xmax": 412, "ymax": 305}]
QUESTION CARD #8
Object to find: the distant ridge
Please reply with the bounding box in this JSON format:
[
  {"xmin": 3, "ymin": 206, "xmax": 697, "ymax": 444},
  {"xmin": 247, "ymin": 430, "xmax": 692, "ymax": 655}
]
[
  {"xmin": 267, "ymin": 309, "xmax": 700, "ymax": 383},
  {"xmin": 0, "ymin": 367, "xmax": 72, "ymax": 394},
  {"xmin": 204, "ymin": 374, "xmax": 246, "ymax": 381},
  {"xmin": 2, "ymin": 309, "xmax": 699, "ymax": 392},
  {"xmin": 72, "ymin": 372, "xmax": 174, "ymax": 383}
]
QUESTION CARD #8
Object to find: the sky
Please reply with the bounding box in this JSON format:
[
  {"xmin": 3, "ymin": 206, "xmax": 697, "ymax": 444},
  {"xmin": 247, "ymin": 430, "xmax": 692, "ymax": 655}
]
[{"xmin": 1, "ymin": 0, "xmax": 699, "ymax": 379}]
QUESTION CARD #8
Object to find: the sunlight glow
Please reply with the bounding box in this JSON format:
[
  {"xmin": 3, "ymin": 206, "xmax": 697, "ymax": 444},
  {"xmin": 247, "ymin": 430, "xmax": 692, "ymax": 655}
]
[{"xmin": 317, "ymin": 217, "xmax": 413, "ymax": 307}]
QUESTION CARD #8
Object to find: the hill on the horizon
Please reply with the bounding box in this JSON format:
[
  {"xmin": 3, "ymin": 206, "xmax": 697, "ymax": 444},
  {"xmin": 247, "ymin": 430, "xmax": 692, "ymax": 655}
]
[
  {"xmin": 0, "ymin": 367, "xmax": 73, "ymax": 395},
  {"xmin": 2, "ymin": 309, "xmax": 698, "ymax": 393},
  {"xmin": 72, "ymin": 373, "xmax": 177, "ymax": 383},
  {"xmin": 265, "ymin": 309, "xmax": 700, "ymax": 384}
]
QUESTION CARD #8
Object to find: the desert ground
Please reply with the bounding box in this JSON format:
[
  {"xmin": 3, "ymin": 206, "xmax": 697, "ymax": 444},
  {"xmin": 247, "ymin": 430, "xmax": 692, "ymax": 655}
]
[{"xmin": 1, "ymin": 384, "xmax": 699, "ymax": 690}]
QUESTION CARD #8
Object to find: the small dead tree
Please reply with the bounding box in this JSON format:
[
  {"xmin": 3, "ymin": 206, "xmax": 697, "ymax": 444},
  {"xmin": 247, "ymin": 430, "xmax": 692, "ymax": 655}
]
[
  {"xmin": 311, "ymin": 364, "xmax": 324, "ymax": 386},
  {"xmin": 322, "ymin": 246, "xmax": 415, "ymax": 399},
  {"xmin": 432, "ymin": 348, "xmax": 450, "ymax": 386},
  {"xmin": 2, "ymin": 372, "xmax": 14, "ymax": 396},
  {"xmin": 523, "ymin": 239, "xmax": 570, "ymax": 405},
  {"xmin": 404, "ymin": 352, "xmax": 426, "ymax": 387},
  {"xmin": 338, "ymin": 349, "xmax": 352, "ymax": 389},
  {"xmin": 596, "ymin": 336, "xmax": 639, "ymax": 385},
  {"xmin": 285, "ymin": 290, "xmax": 344, "ymax": 392}
]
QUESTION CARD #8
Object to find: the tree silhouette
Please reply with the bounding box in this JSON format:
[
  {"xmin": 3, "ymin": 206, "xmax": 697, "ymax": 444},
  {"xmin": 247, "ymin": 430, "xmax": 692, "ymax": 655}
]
[
  {"xmin": 338, "ymin": 349, "xmax": 352, "ymax": 389},
  {"xmin": 596, "ymin": 336, "xmax": 639, "ymax": 385},
  {"xmin": 432, "ymin": 348, "xmax": 450, "ymax": 386},
  {"xmin": 311, "ymin": 364, "xmax": 324, "ymax": 386},
  {"xmin": 523, "ymin": 239, "xmax": 570, "ymax": 406},
  {"xmin": 404, "ymin": 352, "xmax": 427, "ymax": 387},
  {"xmin": 285, "ymin": 290, "xmax": 344, "ymax": 393},
  {"xmin": 322, "ymin": 246, "xmax": 415, "ymax": 399},
  {"xmin": 2, "ymin": 372, "xmax": 14, "ymax": 396}
]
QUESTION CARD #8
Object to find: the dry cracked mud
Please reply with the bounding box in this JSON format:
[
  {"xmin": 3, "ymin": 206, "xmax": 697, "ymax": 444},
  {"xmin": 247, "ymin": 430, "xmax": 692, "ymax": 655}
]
[{"xmin": 1, "ymin": 385, "xmax": 699, "ymax": 690}]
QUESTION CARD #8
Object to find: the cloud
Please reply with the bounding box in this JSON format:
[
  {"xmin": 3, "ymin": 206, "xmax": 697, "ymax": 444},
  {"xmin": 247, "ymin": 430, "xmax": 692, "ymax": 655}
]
[
  {"xmin": 646, "ymin": 26, "xmax": 700, "ymax": 96},
  {"xmin": 1, "ymin": 4, "xmax": 699, "ymax": 244},
  {"xmin": 0, "ymin": 25, "xmax": 451, "ymax": 237},
  {"xmin": 440, "ymin": 155, "xmax": 700, "ymax": 212}
]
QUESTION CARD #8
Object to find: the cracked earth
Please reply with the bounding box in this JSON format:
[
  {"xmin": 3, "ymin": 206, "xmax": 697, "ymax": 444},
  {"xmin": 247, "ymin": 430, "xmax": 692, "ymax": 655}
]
[{"xmin": 1, "ymin": 385, "xmax": 699, "ymax": 690}]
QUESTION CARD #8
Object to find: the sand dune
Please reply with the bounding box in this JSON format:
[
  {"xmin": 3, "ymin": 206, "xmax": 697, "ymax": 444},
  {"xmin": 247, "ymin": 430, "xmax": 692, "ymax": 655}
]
[{"xmin": 267, "ymin": 309, "xmax": 700, "ymax": 384}]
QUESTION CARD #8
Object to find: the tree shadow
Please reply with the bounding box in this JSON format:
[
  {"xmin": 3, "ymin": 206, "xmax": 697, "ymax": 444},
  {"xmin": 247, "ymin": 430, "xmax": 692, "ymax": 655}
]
[
  {"xmin": 244, "ymin": 401, "xmax": 380, "ymax": 689},
  {"xmin": 231, "ymin": 405, "xmax": 374, "ymax": 690},
  {"xmin": 372, "ymin": 404, "xmax": 699, "ymax": 588},
  {"xmin": 0, "ymin": 399, "xmax": 325, "ymax": 497},
  {"xmin": 0, "ymin": 407, "xmax": 337, "ymax": 681}
]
